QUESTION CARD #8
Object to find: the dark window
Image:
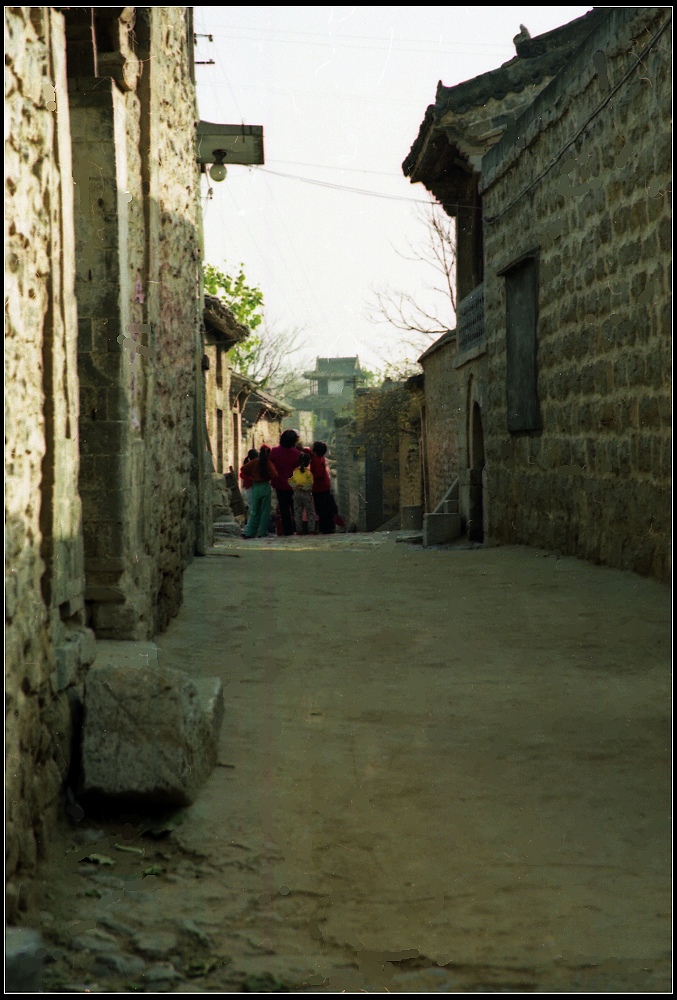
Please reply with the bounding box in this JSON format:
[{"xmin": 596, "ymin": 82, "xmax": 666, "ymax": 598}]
[
  {"xmin": 63, "ymin": 8, "xmax": 98, "ymax": 78},
  {"xmin": 504, "ymin": 255, "xmax": 540, "ymax": 432}
]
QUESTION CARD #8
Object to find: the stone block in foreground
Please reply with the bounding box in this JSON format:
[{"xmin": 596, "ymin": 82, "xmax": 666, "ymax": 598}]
[
  {"xmin": 82, "ymin": 642, "xmax": 224, "ymax": 807},
  {"xmin": 5, "ymin": 927, "xmax": 45, "ymax": 993},
  {"xmin": 423, "ymin": 512, "xmax": 461, "ymax": 547}
]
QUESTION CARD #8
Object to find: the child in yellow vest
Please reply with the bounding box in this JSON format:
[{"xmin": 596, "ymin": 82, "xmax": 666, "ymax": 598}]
[{"xmin": 289, "ymin": 452, "xmax": 316, "ymax": 534}]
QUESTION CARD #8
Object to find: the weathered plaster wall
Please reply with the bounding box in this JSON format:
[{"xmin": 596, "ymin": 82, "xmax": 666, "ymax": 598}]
[{"xmin": 481, "ymin": 7, "xmax": 671, "ymax": 580}]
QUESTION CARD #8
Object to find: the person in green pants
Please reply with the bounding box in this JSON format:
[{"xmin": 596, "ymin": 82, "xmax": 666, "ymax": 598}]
[{"xmin": 240, "ymin": 445, "xmax": 278, "ymax": 538}]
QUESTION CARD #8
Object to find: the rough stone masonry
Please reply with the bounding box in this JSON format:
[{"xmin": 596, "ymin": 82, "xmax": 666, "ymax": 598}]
[
  {"xmin": 5, "ymin": 6, "xmax": 213, "ymax": 911},
  {"xmin": 480, "ymin": 7, "xmax": 671, "ymax": 580}
]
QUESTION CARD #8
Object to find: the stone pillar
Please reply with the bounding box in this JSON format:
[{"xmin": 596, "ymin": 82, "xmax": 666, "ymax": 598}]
[{"xmin": 70, "ymin": 78, "xmax": 148, "ymax": 637}]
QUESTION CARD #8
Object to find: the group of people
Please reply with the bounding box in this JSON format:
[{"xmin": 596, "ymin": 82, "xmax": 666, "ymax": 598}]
[{"xmin": 239, "ymin": 429, "xmax": 343, "ymax": 539}]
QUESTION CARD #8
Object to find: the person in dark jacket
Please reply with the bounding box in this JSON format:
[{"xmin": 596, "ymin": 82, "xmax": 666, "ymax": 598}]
[
  {"xmin": 310, "ymin": 441, "xmax": 336, "ymax": 534},
  {"xmin": 270, "ymin": 429, "xmax": 302, "ymax": 535}
]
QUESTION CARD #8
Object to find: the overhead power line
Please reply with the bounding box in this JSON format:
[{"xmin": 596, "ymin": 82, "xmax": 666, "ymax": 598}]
[
  {"xmin": 196, "ymin": 25, "xmax": 507, "ymax": 57},
  {"xmin": 258, "ymin": 168, "xmax": 474, "ymax": 210}
]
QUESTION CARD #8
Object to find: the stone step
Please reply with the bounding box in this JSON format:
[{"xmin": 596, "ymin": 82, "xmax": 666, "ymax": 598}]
[{"xmin": 396, "ymin": 531, "xmax": 423, "ymax": 545}]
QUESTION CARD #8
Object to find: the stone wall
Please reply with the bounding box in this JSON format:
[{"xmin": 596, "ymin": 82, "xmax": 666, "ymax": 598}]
[
  {"xmin": 335, "ymin": 421, "xmax": 367, "ymax": 531},
  {"xmin": 398, "ymin": 386, "xmax": 424, "ymax": 511},
  {"xmin": 69, "ymin": 7, "xmax": 205, "ymax": 636},
  {"xmin": 204, "ymin": 343, "xmax": 231, "ymax": 474},
  {"xmin": 5, "ymin": 5, "xmax": 209, "ymax": 905},
  {"xmin": 144, "ymin": 7, "xmax": 204, "ymax": 626},
  {"xmin": 480, "ymin": 7, "xmax": 671, "ymax": 580},
  {"xmin": 419, "ymin": 338, "xmax": 462, "ymax": 511},
  {"xmin": 244, "ymin": 414, "xmax": 285, "ymax": 454},
  {"xmin": 454, "ymin": 349, "xmax": 489, "ymax": 535},
  {"xmin": 5, "ymin": 7, "xmax": 95, "ymax": 913}
]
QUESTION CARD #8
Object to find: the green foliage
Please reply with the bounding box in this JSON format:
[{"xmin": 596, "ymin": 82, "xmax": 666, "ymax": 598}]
[
  {"xmin": 203, "ymin": 262, "xmax": 309, "ymax": 390},
  {"xmin": 204, "ymin": 262, "xmax": 268, "ymax": 382},
  {"xmin": 357, "ymin": 381, "xmax": 412, "ymax": 445},
  {"xmin": 230, "ymin": 336, "xmax": 266, "ymax": 385},
  {"xmin": 359, "ymin": 367, "xmax": 379, "ymax": 387},
  {"xmin": 204, "ymin": 262, "xmax": 264, "ymax": 331}
]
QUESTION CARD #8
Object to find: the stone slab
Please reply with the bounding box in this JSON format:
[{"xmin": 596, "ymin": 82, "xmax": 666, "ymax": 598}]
[
  {"xmin": 423, "ymin": 512, "xmax": 461, "ymax": 547},
  {"xmin": 82, "ymin": 642, "xmax": 224, "ymax": 807},
  {"xmin": 442, "ymin": 499, "xmax": 459, "ymax": 514}
]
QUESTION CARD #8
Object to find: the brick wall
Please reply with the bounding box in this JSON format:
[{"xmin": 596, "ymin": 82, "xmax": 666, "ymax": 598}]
[{"xmin": 480, "ymin": 7, "xmax": 671, "ymax": 580}]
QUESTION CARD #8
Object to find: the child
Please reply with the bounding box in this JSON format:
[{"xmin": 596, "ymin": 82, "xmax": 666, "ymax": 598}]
[
  {"xmin": 240, "ymin": 445, "xmax": 278, "ymax": 538},
  {"xmin": 239, "ymin": 448, "xmax": 258, "ymax": 510},
  {"xmin": 289, "ymin": 452, "xmax": 316, "ymax": 535},
  {"xmin": 310, "ymin": 441, "xmax": 336, "ymax": 534}
]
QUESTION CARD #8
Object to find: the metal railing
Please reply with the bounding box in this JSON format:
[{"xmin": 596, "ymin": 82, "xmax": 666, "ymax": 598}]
[{"xmin": 456, "ymin": 283, "xmax": 485, "ymax": 352}]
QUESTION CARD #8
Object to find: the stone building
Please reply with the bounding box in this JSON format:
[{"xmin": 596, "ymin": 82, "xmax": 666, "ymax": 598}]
[
  {"xmin": 293, "ymin": 356, "xmax": 365, "ymax": 446},
  {"xmin": 480, "ymin": 7, "xmax": 671, "ymax": 580},
  {"xmin": 229, "ymin": 372, "xmax": 292, "ymax": 469},
  {"xmin": 404, "ymin": 8, "xmax": 610, "ymax": 544},
  {"xmin": 403, "ymin": 7, "xmax": 671, "ymax": 576},
  {"xmin": 204, "ymin": 293, "xmax": 249, "ymax": 478},
  {"xmin": 5, "ymin": 6, "xmax": 259, "ymax": 907},
  {"xmin": 241, "ymin": 386, "xmax": 292, "ymax": 455}
]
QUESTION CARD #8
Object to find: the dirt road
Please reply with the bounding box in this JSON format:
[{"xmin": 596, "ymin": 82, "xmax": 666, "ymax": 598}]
[{"xmin": 28, "ymin": 534, "xmax": 671, "ymax": 992}]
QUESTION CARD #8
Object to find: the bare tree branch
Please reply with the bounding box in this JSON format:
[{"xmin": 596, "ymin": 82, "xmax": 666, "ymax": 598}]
[
  {"xmin": 367, "ymin": 199, "xmax": 456, "ymax": 344},
  {"xmin": 231, "ymin": 321, "xmax": 311, "ymax": 395}
]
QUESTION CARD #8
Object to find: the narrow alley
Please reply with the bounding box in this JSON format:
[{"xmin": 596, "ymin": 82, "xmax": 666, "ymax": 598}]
[
  {"xmin": 28, "ymin": 534, "xmax": 671, "ymax": 994},
  {"xmin": 5, "ymin": 7, "xmax": 671, "ymax": 994}
]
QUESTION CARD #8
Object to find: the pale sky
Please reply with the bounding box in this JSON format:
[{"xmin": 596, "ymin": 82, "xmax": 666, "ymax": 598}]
[{"xmin": 195, "ymin": 6, "xmax": 592, "ymax": 374}]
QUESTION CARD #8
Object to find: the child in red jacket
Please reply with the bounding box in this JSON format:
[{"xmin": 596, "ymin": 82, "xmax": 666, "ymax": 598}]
[{"xmin": 240, "ymin": 448, "xmax": 258, "ymax": 509}]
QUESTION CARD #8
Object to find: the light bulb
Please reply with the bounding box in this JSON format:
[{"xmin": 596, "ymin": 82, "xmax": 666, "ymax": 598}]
[{"xmin": 210, "ymin": 162, "xmax": 227, "ymax": 183}]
